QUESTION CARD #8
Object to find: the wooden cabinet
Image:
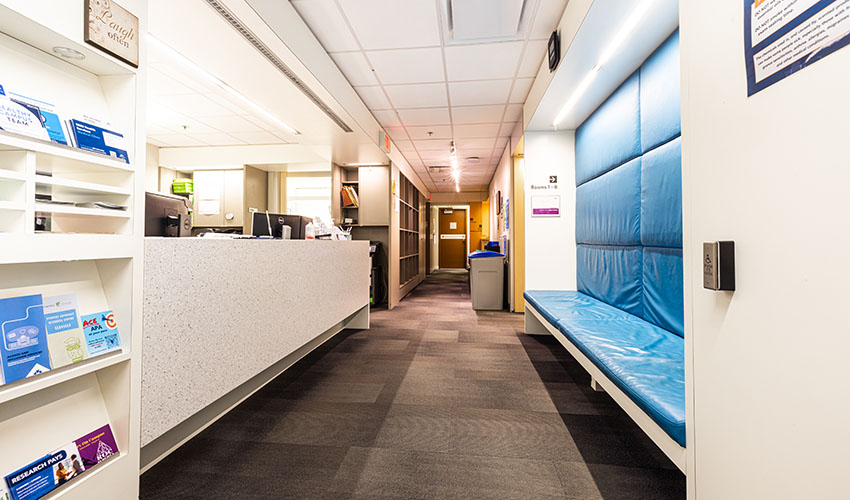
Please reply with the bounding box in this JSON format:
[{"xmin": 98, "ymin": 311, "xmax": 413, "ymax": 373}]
[{"xmin": 332, "ymin": 165, "xmax": 389, "ymax": 226}]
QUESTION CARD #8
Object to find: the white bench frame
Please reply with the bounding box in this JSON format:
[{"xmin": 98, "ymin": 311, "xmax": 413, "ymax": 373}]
[{"xmin": 525, "ymin": 300, "xmax": 687, "ymax": 472}]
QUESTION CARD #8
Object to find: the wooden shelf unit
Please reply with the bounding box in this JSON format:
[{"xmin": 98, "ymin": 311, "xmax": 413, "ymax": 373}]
[{"xmin": 398, "ymin": 173, "xmax": 421, "ymax": 286}]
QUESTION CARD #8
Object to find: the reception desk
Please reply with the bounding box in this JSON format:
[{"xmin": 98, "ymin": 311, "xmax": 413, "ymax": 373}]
[{"xmin": 139, "ymin": 238, "xmax": 370, "ymax": 469}]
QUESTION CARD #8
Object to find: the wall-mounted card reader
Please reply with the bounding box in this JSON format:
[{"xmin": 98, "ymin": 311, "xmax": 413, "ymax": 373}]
[{"xmin": 703, "ymin": 241, "xmax": 735, "ymax": 291}]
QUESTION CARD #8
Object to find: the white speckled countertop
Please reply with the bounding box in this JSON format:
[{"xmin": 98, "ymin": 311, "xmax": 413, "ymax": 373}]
[{"xmin": 141, "ymin": 238, "xmax": 369, "ymax": 446}]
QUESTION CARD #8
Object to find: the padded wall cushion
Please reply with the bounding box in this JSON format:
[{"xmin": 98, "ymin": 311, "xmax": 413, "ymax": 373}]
[
  {"xmin": 555, "ymin": 313, "xmax": 686, "ymax": 446},
  {"xmin": 576, "ymin": 245, "xmax": 642, "ymax": 317},
  {"xmin": 640, "ymin": 30, "xmax": 681, "ymax": 153},
  {"xmin": 576, "ymin": 158, "xmax": 641, "ymax": 246},
  {"xmin": 640, "ymin": 138, "xmax": 682, "ymax": 247},
  {"xmin": 575, "ymin": 72, "xmax": 641, "ymax": 186},
  {"xmin": 642, "ymin": 248, "xmax": 685, "ymax": 337}
]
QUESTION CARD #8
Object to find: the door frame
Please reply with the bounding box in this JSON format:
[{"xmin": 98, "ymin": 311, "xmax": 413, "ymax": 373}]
[{"xmin": 432, "ymin": 204, "xmax": 471, "ymax": 270}]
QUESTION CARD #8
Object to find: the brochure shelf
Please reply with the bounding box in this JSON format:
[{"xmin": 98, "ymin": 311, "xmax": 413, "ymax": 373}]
[
  {"xmin": 0, "ymin": 350, "xmax": 130, "ymax": 406},
  {"xmin": 0, "ymin": 2, "xmax": 144, "ymax": 496}
]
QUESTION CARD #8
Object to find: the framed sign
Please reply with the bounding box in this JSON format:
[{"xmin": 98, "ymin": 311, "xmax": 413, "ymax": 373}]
[{"xmin": 84, "ymin": 0, "xmax": 139, "ymax": 68}]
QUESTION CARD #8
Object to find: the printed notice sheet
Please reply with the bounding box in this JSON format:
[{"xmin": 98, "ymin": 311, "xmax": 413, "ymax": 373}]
[{"xmin": 745, "ymin": 0, "xmax": 850, "ymax": 95}]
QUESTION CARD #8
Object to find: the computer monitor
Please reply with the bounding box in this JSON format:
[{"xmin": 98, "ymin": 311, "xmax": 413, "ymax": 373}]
[
  {"xmin": 251, "ymin": 212, "xmax": 312, "ymax": 239},
  {"xmin": 145, "ymin": 192, "xmax": 192, "ymax": 237}
]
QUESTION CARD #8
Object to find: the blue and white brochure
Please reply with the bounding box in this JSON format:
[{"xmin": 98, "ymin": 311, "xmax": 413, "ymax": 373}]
[
  {"xmin": 81, "ymin": 311, "xmax": 122, "ymax": 356},
  {"xmin": 3, "ymin": 441, "xmax": 81, "ymax": 500},
  {"xmin": 70, "ymin": 119, "xmax": 129, "ymax": 163},
  {"xmin": 0, "ymin": 95, "xmax": 50, "ymax": 141},
  {"xmin": 0, "ymin": 295, "xmax": 51, "ymax": 384}
]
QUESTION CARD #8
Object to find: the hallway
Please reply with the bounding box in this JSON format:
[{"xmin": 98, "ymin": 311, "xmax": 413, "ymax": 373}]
[{"xmin": 140, "ymin": 271, "xmax": 684, "ymax": 499}]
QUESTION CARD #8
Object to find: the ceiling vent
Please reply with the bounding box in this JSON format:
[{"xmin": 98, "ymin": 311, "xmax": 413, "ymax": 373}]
[
  {"xmin": 204, "ymin": 0, "xmax": 354, "ymax": 133},
  {"xmin": 443, "ymin": 0, "xmax": 535, "ymax": 43}
]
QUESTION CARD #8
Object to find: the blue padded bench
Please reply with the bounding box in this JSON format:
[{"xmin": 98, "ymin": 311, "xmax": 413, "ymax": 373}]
[
  {"xmin": 524, "ymin": 30, "xmax": 685, "ymax": 471},
  {"xmin": 523, "ymin": 291, "xmax": 685, "ymax": 462}
]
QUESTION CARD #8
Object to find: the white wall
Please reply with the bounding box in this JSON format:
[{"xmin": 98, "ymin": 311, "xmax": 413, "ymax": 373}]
[
  {"xmin": 681, "ymin": 3, "xmax": 850, "ymax": 499},
  {"xmin": 488, "ymin": 147, "xmax": 512, "ymax": 242},
  {"xmin": 522, "ymin": 131, "xmax": 576, "ymax": 291},
  {"xmin": 145, "ymin": 143, "xmax": 160, "ymax": 193}
]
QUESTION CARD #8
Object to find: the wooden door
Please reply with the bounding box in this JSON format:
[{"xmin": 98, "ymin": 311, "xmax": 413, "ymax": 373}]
[{"xmin": 439, "ymin": 208, "xmax": 467, "ymax": 269}]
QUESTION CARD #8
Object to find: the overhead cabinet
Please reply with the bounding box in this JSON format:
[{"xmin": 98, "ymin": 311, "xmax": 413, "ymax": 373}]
[{"xmin": 333, "ymin": 165, "xmax": 390, "ymax": 226}]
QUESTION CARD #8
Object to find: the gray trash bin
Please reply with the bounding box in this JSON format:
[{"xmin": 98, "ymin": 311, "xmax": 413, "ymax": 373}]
[{"xmin": 469, "ymin": 251, "xmax": 505, "ymax": 310}]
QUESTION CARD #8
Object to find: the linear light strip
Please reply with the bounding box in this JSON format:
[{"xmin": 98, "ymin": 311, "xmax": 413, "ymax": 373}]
[
  {"xmin": 553, "ymin": 0, "xmax": 656, "ymax": 127},
  {"xmin": 204, "ymin": 0, "xmax": 354, "ymax": 133},
  {"xmin": 148, "ymin": 36, "xmax": 300, "ymax": 136}
]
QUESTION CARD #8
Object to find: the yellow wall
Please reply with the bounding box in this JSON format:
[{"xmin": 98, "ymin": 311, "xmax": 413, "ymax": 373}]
[
  {"xmin": 469, "ymin": 202, "xmax": 485, "ymax": 251},
  {"xmin": 481, "ymin": 200, "xmax": 489, "ymax": 249}
]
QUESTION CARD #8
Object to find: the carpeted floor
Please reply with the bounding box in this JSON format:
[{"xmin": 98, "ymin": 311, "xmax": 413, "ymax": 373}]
[{"xmin": 140, "ymin": 270, "xmax": 685, "ymax": 499}]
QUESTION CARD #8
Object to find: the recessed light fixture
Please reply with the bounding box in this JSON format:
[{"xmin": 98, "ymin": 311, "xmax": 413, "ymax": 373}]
[
  {"xmin": 147, "ymin": 35, "xmax": 300, "ymax": 136},
  {"xmin": 552, "ymin": 0, "xmax": 656, "ymax": 128},
  {"xmin": 52, "ymin": 46, "xmax": 85, "ymax": 60},
  {"xmin": 467, "ymin": 157, "xmax": 480, "ymax": 163}
]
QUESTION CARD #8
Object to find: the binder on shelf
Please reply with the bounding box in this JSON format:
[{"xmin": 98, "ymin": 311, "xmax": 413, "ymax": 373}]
[
  {"xmin": 341, "ymin": 185, "xmax": 359, "ymax": 207},
  {"xmin": 43, "ymin": 294, "xmax": 89, "ymax": 369},
  {"xmin": 0, "ymin": 294, "xmax": 51, "ymax": 385}
]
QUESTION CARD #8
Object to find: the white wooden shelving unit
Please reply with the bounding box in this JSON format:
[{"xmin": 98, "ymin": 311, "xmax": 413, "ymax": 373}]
[{"xmin": 0, "ymin": 1, "xmax": 145, "ymax": 498}]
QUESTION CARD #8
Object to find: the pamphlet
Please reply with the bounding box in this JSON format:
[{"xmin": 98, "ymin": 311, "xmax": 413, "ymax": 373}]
[
  {"xmin": 75, "ymin": 424, "xmax": 118, "ymax": 467},
  {"xmin": 0, "ymin": 295, "xmax": 51, "ymax": 384},
  {"xmin": 48, "ymin": 442, "xmax": 84, "ymax": 486},
  {"xmin": 70, "ymin": 119, "xmax": 129, "ymax": 163},
  {"xmin": 0, "ymin": 95, "xmax": 50, "ymax": 141},
  {"xmin": 80, "ymin": 311, "xmax": 122, "ymax": 356},
  {"xmin": 0, "ymin": 483, "xmax": 11, "ymax": 500},
  {"xmin": 43, "ymin": 294, "xmax": 88, "ymax": 369}
]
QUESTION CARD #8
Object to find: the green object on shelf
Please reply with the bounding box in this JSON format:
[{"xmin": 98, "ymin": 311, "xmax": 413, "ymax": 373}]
[{"xmin": 172, "ymin": 179, "xmax": 193, "ymax": 194}]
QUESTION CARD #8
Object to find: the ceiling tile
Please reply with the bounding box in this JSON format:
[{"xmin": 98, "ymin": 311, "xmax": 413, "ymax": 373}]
[
  {"xmin": 330, "ymin": 52, "xmax": 378, "ymax": 86},
  {"xmin": 495, "ymin": 137, "xmax": 509, "ymax": 150},
  {"xmin": 147, "ymin": 134, "xmax": 207, "ymax": 147},
  {"xmin": 397, "ymin": 108, "xmax": 451, "ymax": 127},
  {"xmin": 449, "ymin": 80, "xmax": 512, "ymax": 106},
  {"xmin": 190, "ymin": 132, "xmax": 246, "ymax": 146},
  {"xmin": 337, "ymin": 0, "xmax": 441, "ymax": 50},
  {"xmin": 530, "ymin": 0, "xmax": 570, "ymax": 40},
  {"xmin": 414, "ymin": 139, "xmax": 453, "ymax": 151},
  {"xmin": 451, "ymin": 105, "xmax": 506, "ymax": 124},
  {"xmin": 230, "ymin": 131, "xmax": 287, "ymax": 145},
  {"xmin": 499, "ymin": 122, "xmax": 518, "ymax": 137},
  {"xmin": 444, "ymin": 42, "xmax": 524, "ymax": 81},
  {"xmin": 149, "ymin": 69, "xmax": 195, "ymax": 96},
  {"xmin": 385, "ymin": 83, "xmax": 448, "ymax": 108},
  {"xmin": 518, "ymin": 40, "xmax": 548, "ymax": 78},
  {"xmin": 356, "ymin": 86, "xmax": 392, "ymax": 109},
  {"xmin": 385, "ymin": 126, "xmax": 409, "ymax": 140},
  {"xmin": 372, "ymin": 110, "xmax": 402, "ymax": 127},
  {"xmin": 509, "ymin": 78, "xmax": 534, "ymax": 104},
  {"xmin": 406, "ymin": 125, "xmax": 452, "ymax": 140},
  {"xmin": 456, "ymin": 137, "xmax": 497, "ymax": 150},
  {"xmin": 394, "ymin": 139, "xmax": 415, "ymax": 151},
  {"xmin": 405, "ymin": 156, "xmax": 424, "ymax": 167},
  {"xmin": 453, "ymin": 123, "xmax": 501, "ymax": 138},
  {"xmin": 419, "ymin": 150, "xmax": 452, "ymax": 161},
  {"xmin": 504, "ymin": 103, "xmax": 523, "ymax": 123},
  {"xmin": 291, "ymin": 0, "xmax": 361, "ymax": 52},
  {"xmin": 367, "ymin": 47, "xmax": 445, "ymax": 84},
  {"xmin": 155, "ymin": 94, "xmax": 233, "ymax": 118},
  {"xmin": 197, "ymin": 115, "xmax": 264, "ymax": 133}
]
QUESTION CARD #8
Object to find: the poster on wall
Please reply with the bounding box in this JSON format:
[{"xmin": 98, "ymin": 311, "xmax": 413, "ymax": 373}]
[
  {"xmin": 745, "ymin": 0, "xmax": 850, "ymax": 96},
  {"xmin": 531, "ymin": 195, "xmax": 561, "ymax": 217}
]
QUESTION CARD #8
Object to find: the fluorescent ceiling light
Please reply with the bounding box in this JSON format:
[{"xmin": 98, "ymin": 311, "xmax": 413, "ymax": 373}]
[
  {"xmin": 552, "ymin": 0, "xmax": 656, "ymax": 127},
  {"xmin": 342, "ymin": 162, "xmax": 389, "ymax": 167},
  {"xmin": 451, "ymin": 158, "xmax": 459, "ymax": 170},
  {"xmin": 147, "ymin": 35, "xmax": 299, "ymax": 136}
]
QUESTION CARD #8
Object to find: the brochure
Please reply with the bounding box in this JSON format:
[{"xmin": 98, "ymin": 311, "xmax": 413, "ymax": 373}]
[
  {"xmin": 80, "ymin": 311, "xmax": 122, "ymax": 356},
  {"xmin": 7, "ymin": 92, "xmax": 69, "ymax": 146},
  {"xmin": 43, "ymin": 294, "xmax": 88, "ymax": 369},
  {"xmin": 0, "ymin": 295, "xmax": 51, "ymax": 384},
  {"xmin": 48, "ymin": 442, "xmax": 84, "ymax": 486},
  {"xmin": 70, "ymin": 119, "xmax": 129, "ymax": 163},
  {"xmin": 0, "ymin": 95, "xmax": 50, "ymax": 141},
  {"xmin": 75, "ymin": 424, "xmax": 118, "ymax": 467},
  {"xmin": 0, "ymin": 483, "xmax": 10, "ymax": 500}
]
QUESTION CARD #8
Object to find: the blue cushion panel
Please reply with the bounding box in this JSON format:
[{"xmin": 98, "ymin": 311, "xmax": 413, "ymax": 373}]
[
  {"xmin": 575, "ymin": 72, "xmax": 641, "ymax": 186},
  {"xmin": 524, "ymin": 290, "xmax": 635, "ymax": 326},
  {"xmin": 576, "ymin": 157, "xmax": 641, "ymax": 246},
  {"xmin": 640, "ymin": 137, "xmax": 682, "ymax": 248},
  {"xmin": 640, "ymin": 30, "xmax": 681, "ymax": 153},
  {"xmin": 576, "ymin": 245, "xmax": 642, "ymax": 317},
  {"xmin": 642, "ymin": 248, "xmax": 685, "ymax": 337},
  {"xmin": 555, "ymin": 314, "xmax": 686, "ymax": 447}
]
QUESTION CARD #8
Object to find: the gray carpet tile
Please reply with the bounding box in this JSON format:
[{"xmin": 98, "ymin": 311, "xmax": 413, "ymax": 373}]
[{"xmin": 141, "ymin": 270, "xmax": 684, "ymax": 500}]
